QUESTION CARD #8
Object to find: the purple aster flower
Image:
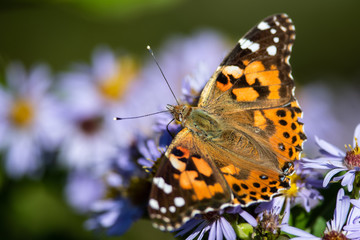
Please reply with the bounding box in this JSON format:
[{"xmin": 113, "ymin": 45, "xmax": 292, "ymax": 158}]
[
  {"xmin": 302, "ymin": 124, "xmax": 360, "ymax": 192},
  {"xmin": 175, "ymin": 207, "xmax": 256, "ymax": 240},
  {"xmin": 0, "ymin": 62, "xmax": 65, "ymax": 178},
  {"xmin": 282, "ymin": 189, "xmax": 352, "ymax": 239},
  {"xmin": 57, "ymin": 47, "xmax": 140, "ymax": 171}
]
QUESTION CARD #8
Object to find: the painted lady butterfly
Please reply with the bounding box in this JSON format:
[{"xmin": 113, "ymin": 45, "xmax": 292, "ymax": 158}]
[{"xmin": 148, "ymin": 13, "xmax": 306, "ymax": 231}]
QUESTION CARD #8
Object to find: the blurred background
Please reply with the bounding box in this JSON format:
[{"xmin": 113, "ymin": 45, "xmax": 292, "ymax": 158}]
[{"xmin": 0, "ymin": 0, "xmax": 360, "ymax": 239}]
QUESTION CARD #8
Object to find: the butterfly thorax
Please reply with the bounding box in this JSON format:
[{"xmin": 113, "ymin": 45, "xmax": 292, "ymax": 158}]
[{"xmin": 167, "ymin": 104, "xmax": 221, "ymax": 139}]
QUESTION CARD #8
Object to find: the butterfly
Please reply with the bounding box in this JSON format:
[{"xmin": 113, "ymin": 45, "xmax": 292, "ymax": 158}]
[{"xmin": 148, "ymin": 13, "xmax": 306, "ymax": 231}]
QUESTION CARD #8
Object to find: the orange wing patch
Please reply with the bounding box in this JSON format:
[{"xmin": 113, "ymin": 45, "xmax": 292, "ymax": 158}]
[
  {"xmin": 220, "ymin": 164, "xmax": 290, "ymax": 206},
  {"xmin": 244, "ymin": 61, "xmax": 281, "ymax": 86},
  {"xmin": 232, "ymin": 87, "xmax": 259, "ymax": 101},
  {"xmin": 253, "ymin": 110, "xmax": 267, "ymax": 130},
  {"xmin": 178, "ymin": 170, "xmax": 224, "ymax": 201},
  {"xmin": 192, "ymin": 156, "xmax": 213, "ymax": 177}
]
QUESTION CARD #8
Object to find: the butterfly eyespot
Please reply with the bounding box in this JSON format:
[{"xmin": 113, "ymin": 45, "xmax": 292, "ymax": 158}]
[{"xmin": 260, "ymin": 175, "xmax": 268, "ymax": 180}]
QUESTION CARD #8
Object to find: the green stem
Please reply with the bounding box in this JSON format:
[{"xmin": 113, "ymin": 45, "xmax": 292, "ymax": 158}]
[{"xmin": 352, "ymin": 171, "xmax": 360, "ymax": 199}]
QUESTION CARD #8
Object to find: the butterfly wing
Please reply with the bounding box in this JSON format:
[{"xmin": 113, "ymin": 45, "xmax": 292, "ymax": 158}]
[
  {"xmin": 148, "ymin": 129, "xmax": 232, "ymax": 231},
  {"xmin": 199, "ymin": 13, "xmax": 295, "ymax": 109},
  {"xmin": 197, "ymin": 14, "xmax": 305, "ymax": 203}
]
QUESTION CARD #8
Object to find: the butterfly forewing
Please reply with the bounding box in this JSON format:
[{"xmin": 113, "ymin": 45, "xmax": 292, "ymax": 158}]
[
  {"xmin": 148, "ymin": 129, "xmax": 232, "ymax": 231},
  {"xmin": 199, "ymin": 13, "xmax": 295, "ymax": 109}
]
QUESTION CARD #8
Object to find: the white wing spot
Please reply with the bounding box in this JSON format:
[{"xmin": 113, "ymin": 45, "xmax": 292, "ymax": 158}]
[
  {"xmin": 239, "ymin": 38, "xmax": 253, "ymax": 49},
  {"xmin": 280, "ymin": 26, "xmax": 287, "ymax": 32},
  {"xmin": 163, "ymin": 217, "xmax": 170, "ymax": 223},
  {"xmin": 174, "ymin": 197, "xmax": 185, "ymax": 207},
  {"xmin": 149, "ymin": 199, "xmax": 160, "ymax": 210},
  {"xmin": 169, "ymin": 206, "xmax": 176, "ymax": 213},
  {"xmin": 248, "ymin": 43, "xmax": 260, "ymax": 52},
  {"xmin": 163, "ymin": 184, "xmax": 173, "ymax": 194},
  {"xmin": 159, "ymin": 225, "xmax": 165, "ymax": 231},
  {"xmin": 160, "ymin": 207, "xmax": 166, "ymax": 214},
  {"xmin": 270, "ymin": 28, "xmax": 276, "ymax": 34},
  {"xmin": 166, "ymin": 226, "xmax": 174, "ymax": 231},
  {"xmin": 154, "ymin": 177, "xmax": 173, "ymax": 194},
  {"xmin": 257, "ymin": 21, "xmax": 270, "ymax": 30},
  {"xmin": 223, "ymin": 66, "xmax": 243, "ymax": 78},
  {"xmin": 267, "ymin": 45, "xmax": 277, "ymax": 56},
  {"xmin": 273, "ymin": 37, "xmax": 279, "ymax": 43}
]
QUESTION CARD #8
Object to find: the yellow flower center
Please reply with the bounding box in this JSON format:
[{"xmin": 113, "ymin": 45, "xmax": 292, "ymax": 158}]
[
  {"xmin": 9, "ymin": 98, "xmax": 34, "ymax": 128},
  {"xmin": 98, "ymin": 57, "xmax": 137, "ymax": 101},
  {"xmin": 280, "ymin": 173, "xmax": 300, "ymax": 198}
]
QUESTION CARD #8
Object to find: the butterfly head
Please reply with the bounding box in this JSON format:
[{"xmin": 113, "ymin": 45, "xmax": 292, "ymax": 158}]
[{"xmin": 166, "ymin": 104, "xmax": 192, "ymax": 125}]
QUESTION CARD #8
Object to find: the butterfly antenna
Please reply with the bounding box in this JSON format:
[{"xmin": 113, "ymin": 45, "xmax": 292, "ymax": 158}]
[
  {"xmin": 147, "ymin": 45, "xmax": 180, "ymax": 105},
  {"xmin": 166, "ymin": 118, "xmax": 175, "ymax": 139},
  {"xmin": 114, "ymin": 110, "xmax": 168, "ymax": 120}
]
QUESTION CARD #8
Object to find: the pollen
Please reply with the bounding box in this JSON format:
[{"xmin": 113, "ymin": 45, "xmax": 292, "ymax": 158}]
[
  {"xmin": 9, "ymin": 98, "xmax": 34, "ymax": 128},
  {"xmin": 257, "ymin": 210, "xmax": 282, "ymax": 235},
  {"xmin": 344, "ymin": 138, "xmax": 360, "ymax": 169},
  {"xmin": 98, "ymin": 57, "xmax": 137, "ymax": 101},
  {"xmin": 280, "ymin": 173, "xmax": 300, "ymax": 197}
]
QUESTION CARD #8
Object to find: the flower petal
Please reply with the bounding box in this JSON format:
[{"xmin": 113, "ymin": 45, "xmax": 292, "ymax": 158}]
[
  {"xmin": 281, "ymin": 225, "xmax": 319, "ymax": 239},
  {"xmin": 216, "ymin": 219, "xmax": 223, "ymax": 240},
  {"xmin": 301, "ymin": 157, "xmax": 345, "ymax": 169},
  {"xmin": 208, "ymin": 221, "xmax": 216, "ymax": 240},
  {"xmin": 354, "ymin": 123, "xmax": 360, "ymax": 146},
  {"xmin": 315, "ymin": 136, "xmax": 345, "ymax": 157},
  {"xmin": 341, "ymin": 171, "xmax": 356, "ymax": 192},
  {"xmin": 350, "ymin": 199, "xmax": 360, "ymax": 209},
  {"xmin": 198, "ymin": 225, "xmax": 211, "ymax": 240},
  {"xmin": 323, "ymin": 168, "xmax": 345, "ymax": 187},
  {"xmin": 334, "ymin": 189, "xmax": 350, "ymax": 231},
  {"xmin": 185, "ymin": 221, "xmax": 208, "ymax": 240},
  {"xmin": 219, "ymin": 217, "xmax": 236, "ymax": 240},
  {"xmin": 238, "ymin": 209, "xmax": 258, "ymax": 227}
]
